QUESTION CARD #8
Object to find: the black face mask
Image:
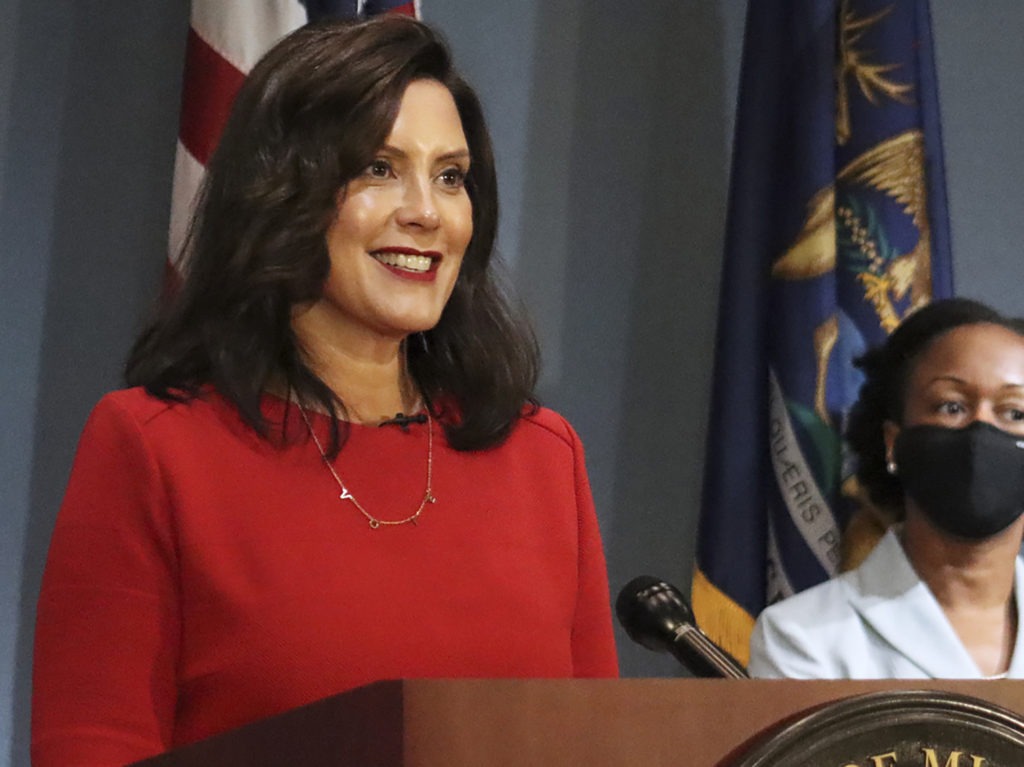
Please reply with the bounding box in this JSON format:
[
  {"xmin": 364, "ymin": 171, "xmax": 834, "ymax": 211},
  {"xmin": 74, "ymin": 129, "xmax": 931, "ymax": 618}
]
[{"xmin": 894, "ymin": 421, "xmax": 1024, "ymax": 540}]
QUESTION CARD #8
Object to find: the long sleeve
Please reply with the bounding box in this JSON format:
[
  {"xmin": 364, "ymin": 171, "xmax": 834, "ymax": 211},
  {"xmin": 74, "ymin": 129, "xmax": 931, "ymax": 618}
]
[
  {"xmin": 32, "ymin": 396, "xmax": 180, "ymax": 767},
  {"xmin": 567, "ymin": 422, "xmax": 619, "ymax": 677}
]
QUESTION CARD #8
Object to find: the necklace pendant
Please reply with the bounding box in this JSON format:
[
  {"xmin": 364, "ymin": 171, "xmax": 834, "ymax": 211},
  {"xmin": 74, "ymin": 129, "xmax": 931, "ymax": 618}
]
[{"xmin": 299, "ymin": 397, "xmax": 434, "ymax": 530}]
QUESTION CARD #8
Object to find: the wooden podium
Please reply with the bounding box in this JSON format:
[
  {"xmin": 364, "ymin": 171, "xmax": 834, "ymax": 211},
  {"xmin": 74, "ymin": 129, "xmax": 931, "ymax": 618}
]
[{"xmin": 134, "ymin": 679, "xmax": 1024, "ymax": 766}]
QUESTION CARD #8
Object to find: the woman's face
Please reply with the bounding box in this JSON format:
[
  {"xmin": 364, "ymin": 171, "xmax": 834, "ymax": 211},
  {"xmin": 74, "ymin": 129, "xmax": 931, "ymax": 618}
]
[
  {"xmin": 885, "ymin": 322, "xmax": 1024, "ymax": 450},
  {"xmin": 304, "ymin": 78, "xmax": 473, "ymax": 346}
]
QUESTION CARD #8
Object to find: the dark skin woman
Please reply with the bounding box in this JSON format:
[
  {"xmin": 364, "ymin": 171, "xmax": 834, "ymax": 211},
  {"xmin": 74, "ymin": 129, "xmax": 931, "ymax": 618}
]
[{"xmin": 750, "ymin": 298, "xmax": 1024, "ymax": 678}]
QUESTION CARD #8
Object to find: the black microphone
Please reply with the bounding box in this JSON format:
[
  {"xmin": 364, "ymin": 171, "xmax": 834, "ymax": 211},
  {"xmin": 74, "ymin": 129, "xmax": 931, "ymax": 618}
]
[{"xmin": 616, "ymin": 575, "xmax": 749, "ymax": 679}]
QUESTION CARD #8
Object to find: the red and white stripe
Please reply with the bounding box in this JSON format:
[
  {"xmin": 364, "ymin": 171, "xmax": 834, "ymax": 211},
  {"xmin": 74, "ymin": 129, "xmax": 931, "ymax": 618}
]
[
  {"xmin": 169, "ymin": 1, "xmax": 421, "ymax": 280},
  {"xmin": 169, "ymin": 2, "xmax": 306, "ymax": 273}
]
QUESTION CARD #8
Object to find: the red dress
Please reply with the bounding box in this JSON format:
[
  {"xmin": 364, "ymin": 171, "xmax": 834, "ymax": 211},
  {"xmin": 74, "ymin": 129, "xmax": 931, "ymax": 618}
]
[{"xmin": 32, "ymin": 388, "xmax": 618, "ymax": 766}]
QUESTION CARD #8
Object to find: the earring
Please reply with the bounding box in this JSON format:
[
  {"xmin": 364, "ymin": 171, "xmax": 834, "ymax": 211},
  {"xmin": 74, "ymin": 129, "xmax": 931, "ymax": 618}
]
[{"xmin": 886, "ymin": 459, "xmax": 898, "ymax": 476}]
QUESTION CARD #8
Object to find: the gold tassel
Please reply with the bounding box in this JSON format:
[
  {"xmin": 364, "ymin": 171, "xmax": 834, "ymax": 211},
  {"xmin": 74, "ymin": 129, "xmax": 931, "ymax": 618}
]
[{"xmin": 691, "ymin": 568, "xmax": 755, "ymax": 667}]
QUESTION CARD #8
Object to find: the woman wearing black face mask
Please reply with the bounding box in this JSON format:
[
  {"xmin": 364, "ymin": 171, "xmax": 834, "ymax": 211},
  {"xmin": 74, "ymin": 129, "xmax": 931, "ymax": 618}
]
[{"xmin": 749, "ymin": 297, "xmax": 1024, "ymax": 679}]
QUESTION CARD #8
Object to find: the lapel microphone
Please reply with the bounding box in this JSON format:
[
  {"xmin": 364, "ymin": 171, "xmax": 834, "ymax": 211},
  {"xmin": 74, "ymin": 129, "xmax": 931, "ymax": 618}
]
[{"xmin": 379, "ymin": 412, "xmax": 428, "ymax": 432}]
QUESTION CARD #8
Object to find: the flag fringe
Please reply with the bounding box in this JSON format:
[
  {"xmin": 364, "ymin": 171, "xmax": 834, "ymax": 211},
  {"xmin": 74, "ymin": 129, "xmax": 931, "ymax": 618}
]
[{"xmin": 691, "ymin": 568, "xmax": 755, "ymax": 668}]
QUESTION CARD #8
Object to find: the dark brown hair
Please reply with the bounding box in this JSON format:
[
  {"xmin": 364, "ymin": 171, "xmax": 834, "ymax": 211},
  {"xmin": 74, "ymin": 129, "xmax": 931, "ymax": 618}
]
[
  {"xmin": 846, "ymin": 297, "xmax": 1024, "ymax": 514},
  {"xmin": 126, "ymin": 16, "xmax": 538, "ymax": 454}
]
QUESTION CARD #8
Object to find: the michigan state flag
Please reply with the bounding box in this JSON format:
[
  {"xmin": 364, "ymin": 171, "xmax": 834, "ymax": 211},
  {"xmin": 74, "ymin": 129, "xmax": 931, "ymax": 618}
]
[{"xmin": 692, "ymin": 0, "xmax": 953, "ymax": 665}]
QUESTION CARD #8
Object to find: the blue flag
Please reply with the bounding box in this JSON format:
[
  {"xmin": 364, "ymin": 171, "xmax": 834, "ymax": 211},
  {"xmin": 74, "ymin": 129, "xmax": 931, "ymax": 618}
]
[{"xmin": 692, "ymin": 0, "xmax": 953, "ymax": 665}]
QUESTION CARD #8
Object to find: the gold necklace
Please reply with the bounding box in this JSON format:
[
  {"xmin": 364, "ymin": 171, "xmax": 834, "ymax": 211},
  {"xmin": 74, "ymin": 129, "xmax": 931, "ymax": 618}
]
[{"xmin": 298, "ymin": 404, "xmax": 437, "ymax": 529}]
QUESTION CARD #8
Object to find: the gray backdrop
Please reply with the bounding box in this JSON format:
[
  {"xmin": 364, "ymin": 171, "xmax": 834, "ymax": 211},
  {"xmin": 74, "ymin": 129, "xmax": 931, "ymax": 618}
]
[{"xmin": 2, "ymin": 2, "xmax": 1022, "ymax": 765}]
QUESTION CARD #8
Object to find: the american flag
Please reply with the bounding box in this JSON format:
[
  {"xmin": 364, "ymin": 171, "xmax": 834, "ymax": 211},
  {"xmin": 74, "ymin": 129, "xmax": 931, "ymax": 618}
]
[{"xmin": 169, "ymin": 0, "xmax": 419, "ymax": 276}]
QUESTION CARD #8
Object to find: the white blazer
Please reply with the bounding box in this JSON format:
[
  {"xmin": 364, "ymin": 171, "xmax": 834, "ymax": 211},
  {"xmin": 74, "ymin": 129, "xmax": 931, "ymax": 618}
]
[{"xmin": 748, "ymin": 529, "xmax": 1024, "ymax": 679}]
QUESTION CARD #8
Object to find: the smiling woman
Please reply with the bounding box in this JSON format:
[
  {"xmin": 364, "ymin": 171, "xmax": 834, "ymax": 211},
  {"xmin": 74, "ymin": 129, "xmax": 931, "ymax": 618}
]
[
  {"xmin": 30, "ymin": 17, "xmax": 618, "ymax": 767},
  {"xmin": 749, "ymin": 298, "xmax": 1024, "ymax": 680},
  {"xmin": 294, "ymin": 79, "xmax": 476, "ymax": 397},
  {"xmin": 119, "ymin": 17, "xmax": 517, "ymax": 451}
]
